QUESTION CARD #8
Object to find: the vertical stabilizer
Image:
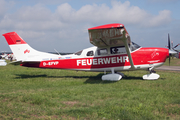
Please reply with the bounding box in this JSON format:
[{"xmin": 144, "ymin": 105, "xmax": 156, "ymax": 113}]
[
  {"xmin": 3, "ymin": 32, "xmax": 60, "ymax": 61},
  {"xmin": 3, "ymin": 32, "xmax": 38, "ymax": 61}
]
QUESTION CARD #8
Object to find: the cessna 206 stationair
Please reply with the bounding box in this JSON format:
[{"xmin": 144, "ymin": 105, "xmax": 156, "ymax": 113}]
[{"xmin": 3, "ymin": 23, "xmax": 174, "ymax": 81}]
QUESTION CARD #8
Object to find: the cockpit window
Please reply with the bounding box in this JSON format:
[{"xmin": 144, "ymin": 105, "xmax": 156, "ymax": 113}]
[
  {"xmin": 110, "ymin": 46, "xmax": 126, "ymax": 54},
  {"xmin": 129, "ymin": 42, "xmax": 141, "ymax": 51},
  {"xmin": 74, "ymin": 50, "xmax": 82, "ymax": 55},
  {"xmin": 97, "ymin": 48, "xmax": 108, "ymax": 55},
  {"xmin": 87, "ymin": 51, "xmax": 94, "ymax": 56}
]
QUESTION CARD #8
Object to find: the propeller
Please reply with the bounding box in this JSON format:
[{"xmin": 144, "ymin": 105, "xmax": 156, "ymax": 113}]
[
  {"xmin": 167, "ymin": 34, "xmax": 178, "ymax": 66},
  {"xmin": 167, "ymin": 34, "xmax": 180, "ymax": 49}
]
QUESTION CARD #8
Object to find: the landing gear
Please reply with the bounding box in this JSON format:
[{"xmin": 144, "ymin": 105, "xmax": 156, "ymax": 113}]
[
  {"xmin": 102, "ymin": 69, "xmax": 123, "ymax": 81},
  {"xmin": 142, "ymin": 67, "xmax": 160, "ymax": 80}
]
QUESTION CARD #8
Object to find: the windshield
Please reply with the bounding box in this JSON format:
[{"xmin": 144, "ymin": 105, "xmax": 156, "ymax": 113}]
[
  {"xmin": 129, "ymin": 42, "xmax": 141, "ymax": 51},
  {"xmin": 74, "ymin": 50, "xmax": 82, "ymax": 55}
]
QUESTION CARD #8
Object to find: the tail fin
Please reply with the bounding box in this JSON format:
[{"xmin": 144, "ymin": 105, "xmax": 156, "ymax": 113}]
[
  {"xmin": 3, "ymin": 32, "xmax": 38, "ymax": 61},
  {"xmin": 3, "ymin": 32, "xmax": 61, "ymax": 61},
  {"xmin": 3, "ymin": 32, "xmax": 54, "ymax": 61}
]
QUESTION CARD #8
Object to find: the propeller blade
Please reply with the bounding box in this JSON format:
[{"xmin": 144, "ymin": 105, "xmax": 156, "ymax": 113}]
[
  {"xmin": 168, "ymin": 34, "xmax": 171, "ymax": 49},
  {"xmin": 173, "ymin": 44, "xmax": 180, "ymax": 48}
]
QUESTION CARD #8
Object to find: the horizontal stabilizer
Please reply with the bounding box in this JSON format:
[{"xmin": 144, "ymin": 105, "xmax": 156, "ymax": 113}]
[
  {"xmin": 9, "ymin": 61, "xmax": 22, "ymax": 65},
  {"xmin": 10, "ymin": 60, "xmax": 41, "ymax": 68}
]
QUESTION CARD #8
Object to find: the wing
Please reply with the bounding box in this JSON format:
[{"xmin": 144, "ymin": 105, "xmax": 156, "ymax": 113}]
[
  {"xmin": 88, "ymin": 23, "xmax": 131, "ymax": 47},
  {"xmin": 88, "ymin": 23, "xmax": 135, "ymax": 69}
]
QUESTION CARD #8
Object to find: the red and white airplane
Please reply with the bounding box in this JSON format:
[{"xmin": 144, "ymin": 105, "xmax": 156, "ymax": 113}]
[{"xmin": 2, "ymin": 23, "xmax": 176, "ymax": 81}]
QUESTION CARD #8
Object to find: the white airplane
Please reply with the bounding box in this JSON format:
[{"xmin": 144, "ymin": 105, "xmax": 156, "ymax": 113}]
[{"xmin": 2, "ymin": 23, "xmax": 176, "ymax": 81}]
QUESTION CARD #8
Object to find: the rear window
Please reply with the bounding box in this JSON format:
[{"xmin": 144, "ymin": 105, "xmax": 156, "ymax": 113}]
[{"xmin": 97, "ymin": 48, "xmax": 108, "ymax": 55}]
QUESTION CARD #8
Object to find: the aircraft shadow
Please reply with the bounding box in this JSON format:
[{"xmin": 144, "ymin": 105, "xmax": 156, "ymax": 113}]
[
  {"xmin": 15, "ymin": 74, "xmax": 48, "ymax": 79},
  {"xmin": 12, "ymin": 73, "xmax": 96, "ymax": 83},
  {"xmin": 84, "ymin": 75, "xmax": 143, "ymax": 84},
  {"xmin": 15, "ymin": 73, "xmax": 146, "ymax": 84},
  {"xmin": 14, "ymin": 73, "xmax": 103, "ymax": 79},
  {"xmin": 122, "ymin": 76, "xmax": 143, "ymax": 80},
  {"xmin": 15, "ymin": 73, "xmax": 115, "ymax": 84}
]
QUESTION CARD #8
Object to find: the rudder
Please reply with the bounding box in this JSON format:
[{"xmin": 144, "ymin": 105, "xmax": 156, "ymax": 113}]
[
  {"xmin": 3, "ymin": 32, "xmax": 37, "ymax": 61},
  {"xmin": 3, "ymin": 32, "xmax": 61, "ymax": 62}
]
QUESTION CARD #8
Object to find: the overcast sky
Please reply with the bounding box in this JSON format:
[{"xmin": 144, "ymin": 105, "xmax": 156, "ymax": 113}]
[{"xmin": 0, "ymin": 0, "xmax": 180, "ymax": 53}]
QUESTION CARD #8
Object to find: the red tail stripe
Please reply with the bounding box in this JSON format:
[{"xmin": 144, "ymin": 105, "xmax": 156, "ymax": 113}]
[{"xmin": 2, "ymin": 32, "xmax": 26, "ymax": 45}]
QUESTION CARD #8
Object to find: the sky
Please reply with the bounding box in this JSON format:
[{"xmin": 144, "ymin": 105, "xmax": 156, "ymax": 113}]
[{"xmin": 0, "ymin": 0, "xmax": 180, "ymax": 53}]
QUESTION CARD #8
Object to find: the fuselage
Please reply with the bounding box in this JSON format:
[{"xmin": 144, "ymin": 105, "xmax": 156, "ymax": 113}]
[{"xmin": 21, "ymin": 44, "xmax": 169, "ymax": 72}]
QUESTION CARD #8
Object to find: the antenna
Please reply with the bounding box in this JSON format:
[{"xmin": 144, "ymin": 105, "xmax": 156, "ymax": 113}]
[{"xmin": 54, "ymin": 49, "xmax": 61, "ymax": 55}]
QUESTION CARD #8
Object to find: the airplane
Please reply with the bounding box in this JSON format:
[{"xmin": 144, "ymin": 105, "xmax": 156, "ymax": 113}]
[{"xmin": 2, "ymin": 23, "xmax": 177, "ymax": 81}]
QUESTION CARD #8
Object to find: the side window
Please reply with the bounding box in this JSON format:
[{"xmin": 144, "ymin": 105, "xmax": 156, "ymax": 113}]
[
  {"xmin": 97, "ymin": 48, "xmax": 108, "ymax": 55},
  {"xmin": 110, "ymin": 46, "xmax": 126, "ymax": 54},
  {"xmin": 87, "ymin": 51, "xmax": 94, "ymax": 56}
]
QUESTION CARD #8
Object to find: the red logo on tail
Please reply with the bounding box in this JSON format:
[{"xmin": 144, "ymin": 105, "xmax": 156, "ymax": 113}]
[{"xmin": 24, "ymin": 49, "xmax": 30, "ymax": 54}]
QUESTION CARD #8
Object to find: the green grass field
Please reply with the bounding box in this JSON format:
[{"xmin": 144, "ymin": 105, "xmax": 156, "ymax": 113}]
[
  {"xmin": 0, "ymin": 59, "xmax": 180, "ymax": 120},
  {"xmin": 163, "ymin": 58, "xmax": 180, "ymax": 66}
]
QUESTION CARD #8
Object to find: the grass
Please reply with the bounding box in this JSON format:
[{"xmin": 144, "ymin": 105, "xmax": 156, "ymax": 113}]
[
  {"xmin": 163, "ymin": 57, "xmax": 180, "ymax": 66},
  {"xmin": 0, "ymin": 60, "xmax": 180, "ymax": 119}
]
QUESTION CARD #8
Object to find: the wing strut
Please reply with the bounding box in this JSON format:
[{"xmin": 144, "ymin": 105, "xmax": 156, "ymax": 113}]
[{"xmin": 122, "ymin": 31, "xmax": 135, "ymax": 69}]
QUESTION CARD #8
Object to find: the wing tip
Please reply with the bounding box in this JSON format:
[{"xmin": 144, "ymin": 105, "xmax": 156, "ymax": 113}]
[{"xmin": 88, "ymin": 23, "xmax": 124, "ymax": 30}]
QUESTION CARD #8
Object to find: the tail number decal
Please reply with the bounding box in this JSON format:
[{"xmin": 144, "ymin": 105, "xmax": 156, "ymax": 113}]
[{"xmin": 43, "ymin": 61, "xmax": 59, "ymax": 66}]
